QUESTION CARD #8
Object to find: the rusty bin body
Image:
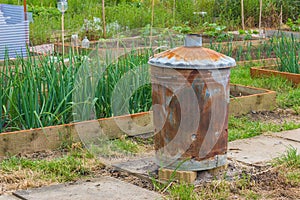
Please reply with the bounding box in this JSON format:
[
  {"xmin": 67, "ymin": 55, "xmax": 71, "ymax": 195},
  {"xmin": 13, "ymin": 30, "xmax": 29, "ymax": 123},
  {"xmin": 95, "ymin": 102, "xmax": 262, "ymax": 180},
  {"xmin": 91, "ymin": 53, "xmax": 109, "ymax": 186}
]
[{"xmin": 148, "ymin": 34, "xmax": 236, "ymax": 171}]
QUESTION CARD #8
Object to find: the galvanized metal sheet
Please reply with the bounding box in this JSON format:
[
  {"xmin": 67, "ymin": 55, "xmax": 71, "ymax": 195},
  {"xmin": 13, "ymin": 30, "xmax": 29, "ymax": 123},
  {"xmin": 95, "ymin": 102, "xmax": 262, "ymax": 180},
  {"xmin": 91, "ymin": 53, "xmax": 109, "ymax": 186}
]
[
  {"xmin": 0, "ymin": 4, "xmax": 28, "ymax": 60},
  {"xmin": 148, "ymin": 34, "xmax": 236, "ymax": 69}
]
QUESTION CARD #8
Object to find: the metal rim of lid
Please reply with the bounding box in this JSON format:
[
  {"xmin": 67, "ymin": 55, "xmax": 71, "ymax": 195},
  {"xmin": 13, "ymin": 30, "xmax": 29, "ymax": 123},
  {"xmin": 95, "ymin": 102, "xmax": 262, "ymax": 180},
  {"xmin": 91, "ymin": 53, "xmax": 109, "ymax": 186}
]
[{"xmin": 148, "ymin": 34, "xmax": 236, "ymax": 69}]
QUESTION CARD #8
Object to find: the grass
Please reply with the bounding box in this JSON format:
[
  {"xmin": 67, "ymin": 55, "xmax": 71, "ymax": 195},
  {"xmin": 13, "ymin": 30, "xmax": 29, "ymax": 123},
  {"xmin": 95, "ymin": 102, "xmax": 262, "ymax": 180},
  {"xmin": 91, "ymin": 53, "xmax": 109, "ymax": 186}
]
[
  {"xmin": 167, "ymin": 183, "xmax": 196, "ymax": 200},
  {"xmin": 274, "ymin": 147, "xmax": 300, "ymax": 187},
  {"xmin": 1, "ymin": 155, "xmax": 88, "ymax": 182},
  {"xmin": 88, "ymin": 136, "xmax": 141, "ymax": 158},
  {"xmin": 228, "ymin": 63, "xmax": 300, "ymax": 141},
  {"xmin": 0, "ymin": 146, "xmax": 105, "ymax": 193},
  {"xmin": 275, "ymin": 146, "xmax": 300, "ymax": 168},
  {"xmin": 228, "ymin": 116, "xmax": 300, "ymax": 141},
  {"xmin": 231, "ymin": 64, "xmax": 300, "ymax": 109}
]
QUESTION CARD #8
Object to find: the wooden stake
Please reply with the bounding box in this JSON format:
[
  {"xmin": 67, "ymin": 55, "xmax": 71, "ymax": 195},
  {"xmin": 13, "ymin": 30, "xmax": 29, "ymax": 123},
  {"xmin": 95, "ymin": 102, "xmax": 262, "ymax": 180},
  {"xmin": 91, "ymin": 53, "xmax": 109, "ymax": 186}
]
[
  {"xmin": 24, "ymin": 0, "xmax": 29, "ymax": 45},
  {"xmin": 259, "ymin": 0, "xmax": 262, "ymax": 37},
  {"xmin": 23, "ymin": 0, "xmax": 27, "ymax": 20},
  {"xmin": 173, "ymin": 0, "xmax": 176, "ymax": 26},
  {"xmin": 241, "ymin": 0, "xmax": 245, "ymax": 30},
  {"xmin": 62, "ymin": 13, "xmax": 65, "ymax": 56},
  {"xmin": 150, "ymin": 0, "xmax": 155, "ymax": 46},
  {"xmin": 280, "ymin": 5, "xmax": 283, "ymax": 29},
  {"xmin": 102, "ymin": 0, "xmax": 107, "ymax": 38}
]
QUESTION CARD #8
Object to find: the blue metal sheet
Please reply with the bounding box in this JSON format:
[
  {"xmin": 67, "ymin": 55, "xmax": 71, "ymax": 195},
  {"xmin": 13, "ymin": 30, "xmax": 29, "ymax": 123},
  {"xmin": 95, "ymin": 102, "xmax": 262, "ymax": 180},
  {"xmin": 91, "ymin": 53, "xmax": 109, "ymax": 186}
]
[{"xmin": 0, "ymin": 4, "xmax": 28, "ymax": 60}]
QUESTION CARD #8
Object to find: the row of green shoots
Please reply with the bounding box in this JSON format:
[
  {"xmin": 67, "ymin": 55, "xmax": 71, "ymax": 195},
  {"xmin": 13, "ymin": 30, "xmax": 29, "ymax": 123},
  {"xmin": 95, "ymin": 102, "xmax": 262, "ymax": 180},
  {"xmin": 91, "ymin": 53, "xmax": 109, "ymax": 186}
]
[
  {"xmin": 0, "ymin": 49, "xmax": 152, "ymax": 133},
  {"xmin": 1, "ymin": 34, "xmax": 299, "ymax": 133},
  {"xmin": 209, "ymin": 34, "xmax": 300, "ymax": 74}
]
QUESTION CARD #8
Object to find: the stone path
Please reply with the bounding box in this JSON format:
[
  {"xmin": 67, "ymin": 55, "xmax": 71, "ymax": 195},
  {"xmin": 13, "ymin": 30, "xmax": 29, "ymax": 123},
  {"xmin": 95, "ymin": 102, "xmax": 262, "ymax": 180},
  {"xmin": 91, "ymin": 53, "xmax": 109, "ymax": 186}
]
[
  {"xmin": 13, "ymin": 177, "xmax": 162, "ymax": 200},
  {"xmin": 228, "ymin": 129, "xmax": 300, "ymax": 166},
  {"xmin": 1, "ymin": 128, "xmax": 299, "ymax": 200}
]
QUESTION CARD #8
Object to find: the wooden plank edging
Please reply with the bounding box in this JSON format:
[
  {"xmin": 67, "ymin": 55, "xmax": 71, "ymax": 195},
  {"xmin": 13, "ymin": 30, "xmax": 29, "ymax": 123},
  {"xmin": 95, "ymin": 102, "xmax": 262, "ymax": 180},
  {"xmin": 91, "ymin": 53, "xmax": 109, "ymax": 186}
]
[
  {"xmin": 0, "ymin": 111, "xmax": 152, "ymax": 158},
  {"xmin": 250, "ymin": 66, "xmax": 300, "ymax": 85},
  {"xmin": 0, "ymin": 85, "xmax": 276, "ymax": 158}
]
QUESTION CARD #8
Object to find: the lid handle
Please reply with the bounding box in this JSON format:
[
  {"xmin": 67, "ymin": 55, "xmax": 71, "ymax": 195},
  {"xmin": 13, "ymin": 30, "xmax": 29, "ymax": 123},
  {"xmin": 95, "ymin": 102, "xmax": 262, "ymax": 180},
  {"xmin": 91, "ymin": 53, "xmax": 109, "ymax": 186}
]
[{"xmin": 184, "ymin": 34, "xmax": 202, "ymax": 47}]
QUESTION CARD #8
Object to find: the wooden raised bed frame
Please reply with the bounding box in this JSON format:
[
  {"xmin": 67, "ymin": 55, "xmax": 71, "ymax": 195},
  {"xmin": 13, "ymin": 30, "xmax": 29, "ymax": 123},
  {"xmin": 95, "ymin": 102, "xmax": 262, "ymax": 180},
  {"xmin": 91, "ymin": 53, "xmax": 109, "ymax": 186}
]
[
  {"xmin": 0, "ymin": 84, "xmax": 276, "ymax": 159},
  {"xmin": 250, "ymin": 66, "xmax": 300, "ymax": 85},
  {"xmin": 229, "ymin": 84, "xmax": 276, "ymax": 116}
]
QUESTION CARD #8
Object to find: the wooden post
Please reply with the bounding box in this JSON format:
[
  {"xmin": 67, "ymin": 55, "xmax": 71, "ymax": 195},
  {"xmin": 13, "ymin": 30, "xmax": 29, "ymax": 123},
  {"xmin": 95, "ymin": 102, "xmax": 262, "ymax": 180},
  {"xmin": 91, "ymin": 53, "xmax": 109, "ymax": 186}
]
[
  {"xmin": 259, "ymin": 0, "xmax": 262, "ymax": 37},
  {"xmin": 23, "ymin": 0, "xmax": 27, "ymax": 20},
  {"xmin": 280, "ymin": 4, "xmax": 283, "ymax": 29},
  {"xmin": 173, "ymin": 0, "xmax": 176, "ymax": 26},
  {"xmin": 241, "ymin": 0, "xmax": 245, "ymax": 30},
  {"xmin": 102, "ymin": 0, "xmax": 106, "ymax": 38},
  {"xmin": 24, "ymin": 0, "xmax": 29, "ymax": 45},
  {"xmin": 62, "ymin": 13, "xmax": 65, "ymax": 56},
  {"xmin": 150, "ymin": 0, "xmax": 155, "ymax": 46}
]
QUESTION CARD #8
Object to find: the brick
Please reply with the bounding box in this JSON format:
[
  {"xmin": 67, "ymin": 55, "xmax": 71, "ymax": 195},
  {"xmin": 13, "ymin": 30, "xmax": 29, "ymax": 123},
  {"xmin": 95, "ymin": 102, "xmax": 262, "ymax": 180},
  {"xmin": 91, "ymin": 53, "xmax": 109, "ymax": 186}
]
[{"xmin": 158, "ymin": 168, "xmax": 197, "ymax": 183}]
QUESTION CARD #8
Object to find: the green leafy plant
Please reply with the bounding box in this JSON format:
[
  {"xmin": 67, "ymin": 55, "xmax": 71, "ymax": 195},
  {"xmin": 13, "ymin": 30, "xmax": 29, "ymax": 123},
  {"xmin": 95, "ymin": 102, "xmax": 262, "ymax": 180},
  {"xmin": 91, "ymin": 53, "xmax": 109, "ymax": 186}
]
[
  {"xmin": 81, "ymin": 17, "xmax": 103, "ymax": 40},
  {"xmin": 202, "ymin": 22, "xmax": 232, "ymax": 42},
  {"xmin": 172, "ymin": 24, "xmax": 192, "ymax": 34},
  {"xmin": 286, "ymin": 17, "xmax": 300, "ymax": 31}
]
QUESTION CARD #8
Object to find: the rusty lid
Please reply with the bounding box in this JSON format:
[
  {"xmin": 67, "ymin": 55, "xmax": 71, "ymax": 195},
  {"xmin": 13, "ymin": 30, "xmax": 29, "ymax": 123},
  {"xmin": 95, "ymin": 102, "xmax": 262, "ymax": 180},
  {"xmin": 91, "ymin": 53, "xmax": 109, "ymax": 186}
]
[{"xmin": 148, "ymin": 34, "xmax": 236, "ymax": 69}]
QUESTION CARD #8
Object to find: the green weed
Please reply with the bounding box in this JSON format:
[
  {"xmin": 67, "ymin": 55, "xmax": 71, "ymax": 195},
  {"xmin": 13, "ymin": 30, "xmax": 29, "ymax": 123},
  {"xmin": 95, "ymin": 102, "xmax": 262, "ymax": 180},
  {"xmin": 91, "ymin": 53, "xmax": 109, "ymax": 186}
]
[
  {"xmin": 274, "ymin": 146, "xmax": 300, "ymax": 187},
  {"xmin": 275, "ymin": 146, "xmax": 300, "ymax": 168},
  {"xmin": 168, "ymin": 183, "xmax": 196, "ymax": 200}
]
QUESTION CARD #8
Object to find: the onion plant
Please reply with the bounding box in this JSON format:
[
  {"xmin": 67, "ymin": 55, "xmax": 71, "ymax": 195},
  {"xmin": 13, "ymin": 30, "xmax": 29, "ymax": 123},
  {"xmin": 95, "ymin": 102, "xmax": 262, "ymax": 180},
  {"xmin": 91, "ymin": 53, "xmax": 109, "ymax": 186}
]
[
  {"xmin": 94, "ymin": 48, "xmax": 152, "ymax": 118},
  {"xmin": 271, "ymin": 34, "xmax": 300, "ymax": 74},
  {"xmin": 0, "ymin": 47, "xmax": 153, "ymax": 133},
  {"xmin": 0, "ymin": 53, "xmax": 80, "ymax": 133}
]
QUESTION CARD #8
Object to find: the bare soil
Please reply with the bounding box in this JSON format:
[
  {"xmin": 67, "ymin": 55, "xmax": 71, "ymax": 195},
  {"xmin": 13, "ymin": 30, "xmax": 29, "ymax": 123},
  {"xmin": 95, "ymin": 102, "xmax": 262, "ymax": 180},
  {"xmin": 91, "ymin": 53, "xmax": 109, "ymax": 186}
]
[{"xmin": 247, "ymin": 108, "xmax": 300, "ymax": 125}]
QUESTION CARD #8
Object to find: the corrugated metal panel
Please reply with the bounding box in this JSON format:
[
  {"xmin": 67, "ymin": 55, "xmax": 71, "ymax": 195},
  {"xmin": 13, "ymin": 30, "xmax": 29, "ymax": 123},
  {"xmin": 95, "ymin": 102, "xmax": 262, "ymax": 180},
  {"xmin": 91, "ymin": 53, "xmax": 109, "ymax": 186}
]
[
  {"xmin": 1, "ymin": 4, "xmax": 25, "ymax": 23},
  {"xmin": 0, "ymin": 4, "xmax": 28, "ymax": 60}
]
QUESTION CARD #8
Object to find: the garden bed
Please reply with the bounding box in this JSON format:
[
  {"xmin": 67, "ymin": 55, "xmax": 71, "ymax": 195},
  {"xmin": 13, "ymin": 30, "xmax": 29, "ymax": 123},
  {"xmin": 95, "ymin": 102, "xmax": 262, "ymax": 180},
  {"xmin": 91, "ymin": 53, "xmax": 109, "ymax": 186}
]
[
  {"xmin": 0, "ymin": 111, "xmax": 152, "ymax": 159},
  {"xmin": 265, "ymin": 29, "xmax": 300, "ymax": 39},
  {"xmin": 229, "ymin": 84, "xmax": 276, "ymax": 116},
  {"xmin": 53, "ymin": 34, "xmax": 268, "ymax": 56},
  {"xmin": 250, "ymin": 65, "xmax": 300, "ymax": 85},
  {"xmin": 237, "ymin": 57, "xmax": 277, "ymax": 66},
  {"xmin": 0, "ymin": 84, "xmax": 276, "ymax": 158}
]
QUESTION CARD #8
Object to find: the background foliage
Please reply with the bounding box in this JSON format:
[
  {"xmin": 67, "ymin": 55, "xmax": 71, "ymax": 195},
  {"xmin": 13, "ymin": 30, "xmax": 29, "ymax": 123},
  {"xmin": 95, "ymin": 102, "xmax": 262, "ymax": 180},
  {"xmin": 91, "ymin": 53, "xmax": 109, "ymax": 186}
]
[{"xmin": 1, "ymin": 0, "xmax": 300, "ymax": 44}]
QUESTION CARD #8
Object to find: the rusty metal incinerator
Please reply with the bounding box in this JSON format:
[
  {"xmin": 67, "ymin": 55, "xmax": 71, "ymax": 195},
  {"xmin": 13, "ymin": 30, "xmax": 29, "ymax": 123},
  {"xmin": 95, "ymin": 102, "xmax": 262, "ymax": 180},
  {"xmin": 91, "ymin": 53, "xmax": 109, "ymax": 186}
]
[{"xmin": 148, "ymin": 34, "xmax": 236, "ymax": 171}]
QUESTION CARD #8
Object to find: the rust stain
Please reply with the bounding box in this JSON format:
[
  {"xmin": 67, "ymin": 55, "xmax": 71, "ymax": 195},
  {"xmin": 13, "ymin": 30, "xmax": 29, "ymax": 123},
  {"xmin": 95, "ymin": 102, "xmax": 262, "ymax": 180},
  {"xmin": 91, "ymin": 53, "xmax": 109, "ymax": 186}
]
[
  {"xmin": 151, "ymin": 66, "xmax": 230, "ymax": 162},
  {"xmin": 153, "ymin": 46, "xmax": 225, "ymax": 62}
]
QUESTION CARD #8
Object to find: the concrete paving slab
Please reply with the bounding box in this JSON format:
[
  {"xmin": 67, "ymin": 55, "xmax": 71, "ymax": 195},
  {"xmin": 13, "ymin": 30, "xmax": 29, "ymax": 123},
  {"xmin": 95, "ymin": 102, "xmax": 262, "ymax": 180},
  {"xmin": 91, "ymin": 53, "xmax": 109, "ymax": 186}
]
[
  {"xmin": 0, "ymin": 194, "xmax": 20, "ymax": 200},
  {"xmin": 112, "ymin": 157, "xmax": 158, "ymax": 176},
  {"xmin": 13, "ymin": 177, "xmax": 162, "ymax": 200},
  {"xmin": 228, "ymin": 135, "xmax": 300, "ymax": 165},
  {"xmin": 273, "ymin": 128, "xmax": 300, "ymax": 142}
]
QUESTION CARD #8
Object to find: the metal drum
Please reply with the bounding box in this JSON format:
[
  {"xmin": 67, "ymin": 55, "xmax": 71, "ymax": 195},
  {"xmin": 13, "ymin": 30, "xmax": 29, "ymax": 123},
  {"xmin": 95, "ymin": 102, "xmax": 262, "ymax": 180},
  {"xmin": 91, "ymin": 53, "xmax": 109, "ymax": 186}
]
[{"xmin": 148, "ymin": 34, "xmax": 236, "ymax": 171}]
